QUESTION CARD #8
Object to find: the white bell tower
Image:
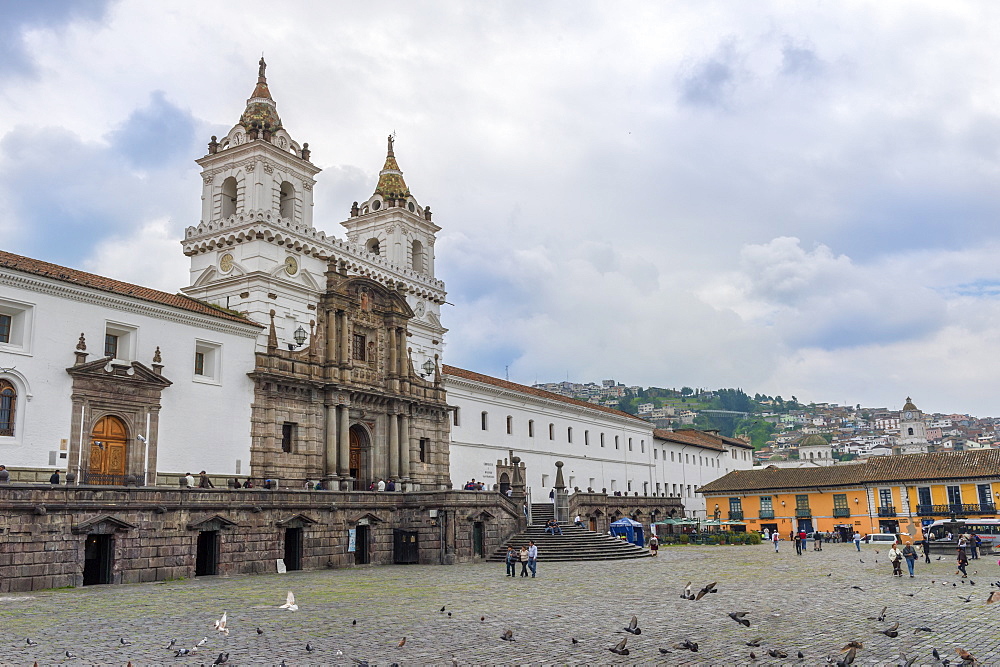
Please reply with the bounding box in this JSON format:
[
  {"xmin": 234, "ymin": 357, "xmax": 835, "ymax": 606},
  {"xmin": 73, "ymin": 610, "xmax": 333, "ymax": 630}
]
[{"xmin": 897, "ymin": 397, "xmax": 929, "ymax": 454}]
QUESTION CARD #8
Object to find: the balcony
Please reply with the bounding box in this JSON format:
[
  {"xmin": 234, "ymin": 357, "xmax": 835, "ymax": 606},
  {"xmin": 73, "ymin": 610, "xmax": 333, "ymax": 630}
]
[
  {"xmin": 759, "ymin": 510, "xmax": 775, "ymax": 519},
  {"xmin": 833, "ymin": 507, "xmax": 851, "ymax": 518},
  {"xmin": 795, "ymin": 508, "xmax": 812, "ymax": 518},
  {"xmin": 916, "ymin": 503, "xmax": 997, "ymax": 516},
  {"xmin": 877, "ymin": 506, "xmax": 896, "ymax": 517},
  {"xmin": 728, "ymin": 511, "xmax": 744, "ymax": 521}
]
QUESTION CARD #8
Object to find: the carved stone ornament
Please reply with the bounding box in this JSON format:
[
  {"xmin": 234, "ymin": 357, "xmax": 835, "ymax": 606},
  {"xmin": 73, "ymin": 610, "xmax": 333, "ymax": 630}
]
[
  {"xmin": 244, "ymin": 160, "xmax": 256, "ymax": 172},
  {"xmin": 202, "ymin": 174, "xmax": 214, "ymax": 184},
  {"xmin": 234, "ymin": 132, "xmax": 245, "ymax": 145},
  {"xmin": 76, "ymin": 333, "xmax": 87, "ymax": 351},
  {"xmin": 263, "ymin": 162, "xmax": 274, "ymax": 174},
  {"xmin": 153, "ymin": 346, "xmax": 162, "ymax": 364},
  {"xmin": 303, "ymin": 183, "xmax": 313, "ymax": 191},
  {"xmin": 386, "ymin": 226, "xmax": 395, "ymax": 235}
]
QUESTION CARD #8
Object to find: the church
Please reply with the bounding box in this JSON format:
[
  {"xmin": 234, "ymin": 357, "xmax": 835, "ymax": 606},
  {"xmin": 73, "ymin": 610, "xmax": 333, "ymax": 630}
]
[{"xmin": 0, "ymin": 61, "xmax": 746, "ymax": 590}]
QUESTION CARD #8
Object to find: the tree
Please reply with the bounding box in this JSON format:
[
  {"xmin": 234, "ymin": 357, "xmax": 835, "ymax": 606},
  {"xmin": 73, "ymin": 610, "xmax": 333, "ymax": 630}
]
[{"xmin": 681, "ymin": 386, "xmax": 693, "ymax": 396}]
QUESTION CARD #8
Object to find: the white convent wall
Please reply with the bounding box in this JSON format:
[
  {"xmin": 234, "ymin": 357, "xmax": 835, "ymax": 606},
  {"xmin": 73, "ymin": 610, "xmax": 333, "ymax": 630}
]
[
  {"xmin": 651, "ymin": 438, "xmax": 754, "ymax": 518},
  {"xmin": 0, "ymin": 271, "xmax": 259, "ymax": 477}
]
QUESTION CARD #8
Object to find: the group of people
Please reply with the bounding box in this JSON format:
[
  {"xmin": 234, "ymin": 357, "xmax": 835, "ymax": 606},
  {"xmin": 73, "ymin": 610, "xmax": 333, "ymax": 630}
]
[
  {"xmin": 463, "ymin": 479, "xmax": 486, "ymax": 490},
  {"xmin": 504, "ymin": 541, "xmax": 538, "ymax": 577},
  {"xmin": 367, "ymin": 478, "xmax": 398, "ymax": 492}
]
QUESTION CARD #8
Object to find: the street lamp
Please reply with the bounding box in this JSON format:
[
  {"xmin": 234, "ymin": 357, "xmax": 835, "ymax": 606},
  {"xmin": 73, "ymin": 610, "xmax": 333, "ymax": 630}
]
[
  {"xmin": 421, "ymin": 358, "xmax": 435, "ymax": 378},
  {"xmin": 293, "ymin": 325, "xmax": 308, "ymax": 348}
]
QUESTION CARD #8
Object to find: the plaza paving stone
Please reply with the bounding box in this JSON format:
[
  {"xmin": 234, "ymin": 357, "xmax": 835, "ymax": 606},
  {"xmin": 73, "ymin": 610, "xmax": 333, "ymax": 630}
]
[{"xmin": 2, "ymin": 542, "xmax": 1000, "ymax": 665}]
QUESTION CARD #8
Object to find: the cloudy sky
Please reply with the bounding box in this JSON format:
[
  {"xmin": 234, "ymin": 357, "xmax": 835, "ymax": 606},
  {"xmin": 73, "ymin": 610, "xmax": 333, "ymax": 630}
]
[{"xmin": 4, "ymin": 1, "xmax": 1000, "ymax": 416}]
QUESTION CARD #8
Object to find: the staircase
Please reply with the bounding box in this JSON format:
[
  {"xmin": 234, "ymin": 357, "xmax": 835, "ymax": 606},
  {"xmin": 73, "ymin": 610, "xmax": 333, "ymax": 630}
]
[{"xmin": 488, "ymin": 503, "xmax": 651, "ymax": 562}]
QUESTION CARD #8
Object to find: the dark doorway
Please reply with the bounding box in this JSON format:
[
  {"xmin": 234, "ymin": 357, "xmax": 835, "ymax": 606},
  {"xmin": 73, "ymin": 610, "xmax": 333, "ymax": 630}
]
[
  {"xmin": 354, "ymin": 525, "xmax": 370, "ymax": 565},
  {"xmin": 393, "ymin": 529, "xmax": 419, "ymax": 564},
  {"xmin": 499, "ymin": 473, "xmax": 510, "ymax": 496},
  {"xmin": 796, "ymin": 519, "xmax": 814, "ymax": 534},
  {"xmin": 83, "ymin": 534, "xmax": 113, "ymax": 585},
  {"xmin": 589, "ymin": 517, "xmax": 597, "ymax": 532},
  {"xmin": 284, "ymin": 527, "xmax": 303, "ymax": 571},
  {"xmin": 760, "ymin": 523, "xmax": 778, "ymax": 535},
  {"xmin": 879, "ymin": 520, "xmax": 899, "ymax": 534},
  {"xmin": 836, "ymin": 525, "xmax": 854, "ymax": 542},
  {"xmin": 472, "ymin": 521, "xmax": 485, "ymax": 558},
  {"xmin": 196, "ymin": 531, "xmax": 219, "ymax": 576}
]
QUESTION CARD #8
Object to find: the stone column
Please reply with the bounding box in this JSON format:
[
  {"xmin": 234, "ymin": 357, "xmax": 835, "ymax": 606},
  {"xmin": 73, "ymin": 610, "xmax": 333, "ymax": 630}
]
[
  {"xmin": 399, "ymin": 411, "xmax": 410, "ymax": 485},
  {"xmin": 325, "ymin": 311, "xmax": 337, "ymax": 364},
  {"xmin": 338, "ymin": 403, "xmax": 350, "ymax": 487},
  {"xmin": 388, "ymin": 409, "xmax": 399, "ymax": 480},
  {"xmin": 554, "ymin": 460, "xmax": 569, "ymax": 523},
  {"xmin": 68, "ymin": 397, "xmax": 85, "ymax": 484},
  {"xmin": 388, "ymin": 328, "xmax": 398, "ymax": 378},
  {"xmin": 324, "ymin": 403, "xmax": 338, "ymax": 479},
  {"xmin": 339, "ymin": 310, "xmax": 350, "ymax": 379}
]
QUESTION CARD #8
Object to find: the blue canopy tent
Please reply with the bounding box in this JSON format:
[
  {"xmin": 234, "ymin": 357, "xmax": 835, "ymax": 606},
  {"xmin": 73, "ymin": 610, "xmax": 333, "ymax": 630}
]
[{"xmin": 609, "ymin": 517, "xmax": 645, "ymax": 547}]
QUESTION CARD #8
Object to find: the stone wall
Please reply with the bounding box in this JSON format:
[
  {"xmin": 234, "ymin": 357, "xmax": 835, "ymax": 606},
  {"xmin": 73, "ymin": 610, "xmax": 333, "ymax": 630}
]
[
  {"xmin": 0, "ymin": 486, "xmax": 521, "ymax": 592},
  {"xmin": 569, "ymin": 492, "xmax": 686, "ymax": 534}
]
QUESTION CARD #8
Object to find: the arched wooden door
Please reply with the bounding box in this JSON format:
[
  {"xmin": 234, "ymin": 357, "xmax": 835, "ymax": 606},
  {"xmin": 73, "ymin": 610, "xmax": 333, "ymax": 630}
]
[
  {"xmin": 349, "ymin": 425, "xmax": 366, "ymax": 489},
  {"xmin": 89, "ymin": 416, "xmax": 128, "ymax": 480}
]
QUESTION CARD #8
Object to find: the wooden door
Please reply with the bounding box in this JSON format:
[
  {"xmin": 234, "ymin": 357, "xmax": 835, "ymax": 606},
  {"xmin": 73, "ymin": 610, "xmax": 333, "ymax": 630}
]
[
  {"xmin": 349, "ymin": 428, "xmax": 362, "ymax": 482},
  {"xmin": 89, "ymin": 416, "xmax": 128, "ymax": 477}
]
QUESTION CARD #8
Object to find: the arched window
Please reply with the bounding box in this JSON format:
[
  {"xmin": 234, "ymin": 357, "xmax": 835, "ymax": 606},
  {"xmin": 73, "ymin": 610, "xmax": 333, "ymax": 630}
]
[
  {"xmin": 221, "ymin": 177, "xmax": 237, "ymax": 219},
  {"xmin": 528, "ymin": 420, "xmax": 534, "ymax": 437},
  {"xmin": 411, "ymin": 240, "xmax": 424, "ymax": 273},
  {"xmin": 0, "ymin": 380, "xmax": 16, "ymax": 436},
  {"xmin": 907, "ymin": 427, "xmax": 914, "ymax": 436},
  {"xmin": 279, "ymin": 181, "xmax": 295, "ymax": 220},
  {"xmin": 366, "ymin": 238, "xmax": 380, "ymax": 256}
]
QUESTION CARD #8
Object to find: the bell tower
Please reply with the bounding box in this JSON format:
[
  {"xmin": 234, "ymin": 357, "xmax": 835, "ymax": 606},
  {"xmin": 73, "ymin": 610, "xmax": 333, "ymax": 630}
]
[{"xmin": 897, "ymin": 397, "xmax": 929, "ymax": 454}]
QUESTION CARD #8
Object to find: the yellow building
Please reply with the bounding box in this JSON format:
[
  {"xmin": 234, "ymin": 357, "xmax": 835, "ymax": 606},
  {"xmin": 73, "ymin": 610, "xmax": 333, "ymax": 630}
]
[{"xmin": 698, "ymin": 449, "xmax": 1000, "ymax": 540}]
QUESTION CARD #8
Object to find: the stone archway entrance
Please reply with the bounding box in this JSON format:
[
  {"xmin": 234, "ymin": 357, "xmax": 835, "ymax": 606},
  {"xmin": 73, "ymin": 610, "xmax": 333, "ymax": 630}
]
[
  {"xmin": 87, "ymin": 415, "xmax": 128, "ymax": 484},
  {"xmin": 349, "ymin": 425, "xmax": 370, "ymax": 490}
]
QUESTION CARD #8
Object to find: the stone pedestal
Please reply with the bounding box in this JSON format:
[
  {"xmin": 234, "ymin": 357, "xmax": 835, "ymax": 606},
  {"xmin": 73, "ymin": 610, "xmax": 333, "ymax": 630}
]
[{"xmin": 553, "ymin": 461, "xmax": 569, "ymax": 523}]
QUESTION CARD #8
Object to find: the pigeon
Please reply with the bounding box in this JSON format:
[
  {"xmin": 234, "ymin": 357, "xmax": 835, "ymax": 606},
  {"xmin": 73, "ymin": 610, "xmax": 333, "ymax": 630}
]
[
  {"xmin": 447, "ymin": 612, "xmax": 452, "ymax": 617},
  {"xmin": 571, "ymin": 638, "xmax": 579, "ymax": 644},
  {"xmin": 213, "ymin": 653, "xmax": 229, "ymax": 665},
  {"xmin": 766, "ymin": 648, "xmax": 788, "ymax": 659},
  {"xmin": 480, "ymin": 616, "xmax": 485, "ymax": 622},
  {"xmin": 280, "ymin": 591, "xmax": 298, "ymax": 611},
  {"xmin": 352, "ymin": 619, "xmax": 357, "ymax": 626},
  {"xmin": 214, "ymin": 611, "xmax": 229, "ymax": 635},
  {"xmin": 681, "ymin": 582, "xmax": 694, "ymax": 600},
  {"xmin": 695, "ymin": 581, "xmax": 717, "ymax": 600},
  {"xmin": 64, "ymin": 651, "xmax": 78, "ymax": 659},
  {"xmin": 25, "ymin": 638, "xmax": 38, "ymax": 647},
  {"xmin": 440, "ymin": 606, "xmax": 446, "ymax": 612},
  {"xmin": 959, "ymin": 594, "xmax": 974, "ymax": 603},
  {"xmin": 623, "ymin": 615, "xmax": 641, "ymax": 635},
  {"xmin": 881, "ymin": 622, "xmax": 899, "ymax": 638},
  {"xmin": 851, "ymin": 586, "xmax": 865, "ymax": 591},
  {"xmin": 119, "ymin": 637, "xmax": 132, "ymax": 646},
  {"xmin": 165, "ymin": 639, "xmax": 176, "ymax": 650},
  {"xmin": 898, "ymin": 653, "xmax": 916, "ymax": 667},
  {"xmin": 914, "ymin": 626, "xmax": 934, "ymax": 633},
  {"xmin": 305, "ymin": 643, "xmax": 315, "ymax": 652},
  {"xmin": 936, "ymin": 556, "xmax": 942, "ymax": 560},
  {"xmin": 837, "ymin": 647, "xmax": 857, "ymax": 666},
  {"xmin": 256, "ymin": 627, "xmax": 264, "ymax": 635},
  {"xmin": 175, "ymin": 648, "xmax": 191, "ymax": 657},
  {"xmin": 672, "ymin": 639, "xmax": 699, "ymax": 652},
  {"xmin": 932, "ymin": 648, "xmax": 941, "ymax": 660},
  {"xmin": 798, "ymin": 651, "xmax": 805, "ymax": 659},
  {"xmin": 197, "ymin": 637, "xmax": 209, "ymax": 647},
  {"xmin": 987, "ymin": 591, "xmax": 1000, "ymax": 604},
  {"xmin": 659, "ymin": 647, "xmax": 671, "ymax": 655},
  {"xmin": 397, "ymin": 637, "xmax": 406, "ymax": 648},
  {"xmin": 877, "ymin": 606, "xmax": 888, "ymax": 622},
  {"xmin": 956, "ymin": 647, "xmax": 976, "ymax": 664},
  {"xmin": 609, "ymin": 637, "xmax": 629, "ymax": 656},
  {"xmin": 750, "ymin": 651, "xmax": 757, "ymax": 660},
  {"xmin": 841, "ymin": 641, "xmax": 864, "ymax": 651},
  {"xmin": 746, "ymin": 638, "xmax": 764, "ymax": 647},
  {"xmin": 500, "ymin": 629, "xmax": 515, "ymax": 642},
  {"xmin": 729, "ymin": 611, "xmax": 750, "ymax": 627}
]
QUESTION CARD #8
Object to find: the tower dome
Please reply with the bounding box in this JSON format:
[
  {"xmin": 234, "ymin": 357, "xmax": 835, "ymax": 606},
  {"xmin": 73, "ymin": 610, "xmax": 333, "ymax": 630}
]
[{"xmin": 239, "ymin": 58, "xmax": 283, "ymax": 134}]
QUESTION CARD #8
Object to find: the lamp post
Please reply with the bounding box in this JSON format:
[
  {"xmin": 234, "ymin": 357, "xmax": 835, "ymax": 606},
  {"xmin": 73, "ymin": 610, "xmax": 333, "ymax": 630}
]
[
  {"xmin": 420, "ymin": 358, "xmax": 435, "ymax": 378},
  {"xmin": 293, "ymin": 325, "xmax": 308, "ymax": 348}
]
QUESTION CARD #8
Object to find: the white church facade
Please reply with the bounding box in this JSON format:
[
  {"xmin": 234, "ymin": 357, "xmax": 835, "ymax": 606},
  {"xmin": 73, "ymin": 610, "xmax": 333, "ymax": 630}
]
[{"xmin": 0, "ymin": 59, "xmax": 749, "ymax": 503}]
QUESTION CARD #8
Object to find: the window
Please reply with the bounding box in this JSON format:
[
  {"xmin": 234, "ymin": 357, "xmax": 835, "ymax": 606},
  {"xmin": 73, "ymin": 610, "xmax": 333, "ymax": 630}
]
[
  {"xmin": 567, "ymin": 427, "xmax": 573, "ymax": 443},
  {"xmin": 453, "ymin": 408, "xmax": 460, "ymax": 427},
  {"xmin": 411, "ymin": 240, "xmax": 425, "ymax": 273},
  {"xmin": 419, "ymin": 437, "xmax": 429, "ymax": 463},
  {"xmin": 481, "ymin": 411, "xmax": 488, "ymax": 431},
  {"xmin": 281, "ymin": 422, "xmax": 297, "ymax": 453},
  {"xmin": 878, "ymin": 488, "xmax": 893, "ymax": 508},
  {"xmin": 795, "ymin": 494, "xmax": 810, "ymax": 511},
  {"xmin": 947, "ymin": 485, "xmax": 962, "ymax": 505},
  {"xmin": 366, "ymin": 238, "xmax": 380, "ymax": 255},
  {"xmin": 628, "ymin": 437, "xmax": 632, "ymax": 451},
  {"xmin": 541, "ymin": 474, "xmax": 549, "ymax": 488},
  {"xmin": 0, "ymin": 380, "xmax": 16, "ymax": 436},
  {"xmin": 528, "ymin": 420, "xmax": 534, "ymax": 437},
  {"xmin": 627, "ymin": 481, "xmax": 632, "ymax": 492},
  {"xmin": 671, "ymin": 451, "xmax": 675, "ymax": 462},
  {"xmin": 506, "ymin": 416, "xmax": 512, "ymax": 435},
  {"xmin": 907, "ymin": 427, "xmax": 914, "ymax": 436},
  {"xmin": 548, "ymin": 423, "xmax": 554, "ymax": 440},
  {"xmin": 352, "ymin": 333, "xmax": 366, "ymax": 361},
  {"xmin": 615, "ymin": 435, "xmax": 619, "ymax": 449},
  {"xmin": 279, "ymin": 181, "xmax": 295, "ymax": 219},
  {"xmin": 917, "ymin": 486, "xmax": 932, "ymax": 507},
  {"xmin": 729, "ymin": 497, "xmax": 742, "ymax": 512},
  {"xmin": 685, "ymin": 454, "xmax": 690, "ymax": 464},
  {"xmin": 600, "ymin": 433, "xmax": 604, "ymax": 447},
  {"xmin": 640, "ymin": 439, "xmax": 644, "ymax": 453},
  {"xmin": 104, "ymin": 322, "xmax": 137, "ymax": 361},
  {"xmin": 193, "ymin": 340, "xmax": 222, "ymax": 383},
  {"xmin": 584, "ymin": 430, "xmax": 589, "ymax": 446},
  {"xmin": 0, "ymin": 315, "xmax": 9, "ymax": 344},
  {"xmin": 978, "ymin": 483, "xmax": 992, "ymax": 507},
  {"xmin": 833, "ymin": 494, "xmax": 848, "ymax": 509},
  {"xmin": 221, "ymin": 176, "xmax": 237, "ymax": 219},
  {"xmin": 654, "ymin": 449, "xmax": 658, "ymax": 460},
  {"xmin": 104, "ymin": 334, "xmax": 119, "ymax": 358},
  {"xmin": 760, "ymin": 496, "xmax": 773, "ymax": 513}
]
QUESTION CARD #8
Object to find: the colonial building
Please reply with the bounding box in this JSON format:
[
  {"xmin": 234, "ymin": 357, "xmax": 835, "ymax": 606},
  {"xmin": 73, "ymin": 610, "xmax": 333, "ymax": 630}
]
[{"xmin": 698, "ymin": 449, "xmax": 1000, "ymax": 540}]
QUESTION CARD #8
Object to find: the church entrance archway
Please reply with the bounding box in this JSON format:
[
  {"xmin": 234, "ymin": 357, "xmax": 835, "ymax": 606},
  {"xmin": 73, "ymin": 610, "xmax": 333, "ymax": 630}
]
[
  {"xmin": 349, "ymin": 425, "xmax": 370, "ymax": 490},
  {"xmin": 499, "ymin": 472, "xmax": 510, "ymax": 496},
  {"xmin": 87, "ymin": 415, "xmax": 128, "ymax": 485}
]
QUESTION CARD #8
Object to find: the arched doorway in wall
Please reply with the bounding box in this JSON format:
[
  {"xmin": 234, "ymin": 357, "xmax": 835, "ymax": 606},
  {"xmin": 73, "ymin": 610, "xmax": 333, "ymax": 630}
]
[
  {"xmin": 349, "ymin": 424, "xmax": 370, "ymax": 490},
  {"xmin": 499, "ymin": 472, "xmax": 511, "ymax": 496},
  {"xmin": 88, "ymin": 415, "xmax": 128, "ymax": 484}
]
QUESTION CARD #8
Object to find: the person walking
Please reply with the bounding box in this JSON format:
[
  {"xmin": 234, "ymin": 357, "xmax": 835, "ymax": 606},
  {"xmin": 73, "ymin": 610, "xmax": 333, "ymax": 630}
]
[
  {"xmin": 505, "ymin": 546, "xmax": 517, "ymax": 577},
  {"xmin": 970, "ymin": 534, "xmax": 981, "ymax": 560},
  {"xmin": 800, "ymin": 529, "xmax": 809, "ymax": 552},
  {"xmin": 957, "ymin": 547, "xmax": 969, "ymax": 578},
  {"xmin": 902, "ymin": 540, "xmax": 918, "ymax": 577},
  {"xmin": 763, "ymin": 528, "xmax": 770, "ymax": 541},
  {"xmin": 920, "ymin": 537, "xmax": 931, "ymax": 563},
  {"xmin": 527, "ymin": 540, "xmax": 538, "ymax": 578},
  {"xmin": 198, "ymin": 471, "xmax": 214, "ymax": 488},
  {"xmin": 518, "ymin": 546, "xmax": 529, "ymax": 577},
  {"xmin": 889, "ymin": 543, "xmax": 904, "ymax": 577},
  {"xmin": 814, "ymin": 532, "xmax": 823, "ymax": 551},
  {"xmin": 648, "ymin": 534, "xmax": 659, "ymax": 557},
  {"xmin": 853, "ymin": 531, "xmax": 862, "ymax": 551},
  {"xmin": 771, "ymin": 531, "xmax": 780, "ymax": 552}
]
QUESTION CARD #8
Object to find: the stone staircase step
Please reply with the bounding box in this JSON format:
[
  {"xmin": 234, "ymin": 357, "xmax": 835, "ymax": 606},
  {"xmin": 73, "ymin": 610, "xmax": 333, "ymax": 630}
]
[{"xmin": 489, "ymin": 522, "xmax": 651, "ymax": 563}]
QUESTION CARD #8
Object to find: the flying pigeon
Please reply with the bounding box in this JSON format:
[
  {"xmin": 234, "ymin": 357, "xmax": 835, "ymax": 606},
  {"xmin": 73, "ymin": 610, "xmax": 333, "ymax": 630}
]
[
  {"xmin": 609, "ymin": 637, "xmax": 629, "ymax": 656},
  {"xmin": 279, "ymin": 591, "xmax": 298, "ymax": 611},
  {"xmin": 623, "ymin": 615, "xmax": 641, "ymax": 635}
]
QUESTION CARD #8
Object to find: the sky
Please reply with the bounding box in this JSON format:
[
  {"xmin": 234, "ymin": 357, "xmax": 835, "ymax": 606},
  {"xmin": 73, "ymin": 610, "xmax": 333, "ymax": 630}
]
[{"xmin": 3, "ymin": 1, "xmax": 1000, "ymax": 416}]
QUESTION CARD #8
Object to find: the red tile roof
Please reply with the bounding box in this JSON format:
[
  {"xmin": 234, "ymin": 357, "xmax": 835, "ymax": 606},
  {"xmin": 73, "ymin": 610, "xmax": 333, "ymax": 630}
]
[
  {"xmin": 699, "ymin": 448, "xmax": 1000, "ymax": 494},
  {"xmin": 0, "ymin": 250, "xmax": 261, "ymax": 327},
  {"xmin": 442, "ymin": 365, "xmax": 648, "ymax": 424},
  {"xmin": 654, "ymin": 428, "xmax": 754, "ymax": 452}
]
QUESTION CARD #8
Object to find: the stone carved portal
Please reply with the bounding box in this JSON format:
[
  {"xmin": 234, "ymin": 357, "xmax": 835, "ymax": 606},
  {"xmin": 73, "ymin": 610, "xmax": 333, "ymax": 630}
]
[
  {"xmin": 349, "ymin": 424, "xmax": 369, "ymax": 488},
  {"xmin": 89, "ymin": 416, "xmax": 128, "ymax": 479}
]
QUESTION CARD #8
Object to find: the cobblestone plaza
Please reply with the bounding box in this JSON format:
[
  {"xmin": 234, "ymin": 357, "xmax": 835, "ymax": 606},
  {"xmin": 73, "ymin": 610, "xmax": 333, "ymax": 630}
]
[{"xmin": 3, "ymin": 542, "xmax": 999, "ymax": 665}]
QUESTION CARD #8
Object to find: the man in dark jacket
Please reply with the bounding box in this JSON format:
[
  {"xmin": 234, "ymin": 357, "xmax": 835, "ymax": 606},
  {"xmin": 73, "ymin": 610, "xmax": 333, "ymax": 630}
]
[{"xmin": 198, "ymin": 471, "xmax": 214, "ymax": 488}]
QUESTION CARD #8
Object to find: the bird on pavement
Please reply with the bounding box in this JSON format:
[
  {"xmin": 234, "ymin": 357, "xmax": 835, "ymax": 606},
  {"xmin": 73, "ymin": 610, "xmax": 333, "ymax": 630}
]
[
  {"xmin": 672, "ymin": 639, "xmax": 699, "ymax": 652},
  {"xmin": 695, "ymin": 581, "xmax": 717, "ymax": 600},
  {"xmin": 851, "ymin": 586, "xmax": 865, "ymax": 591},
  {"xmin": 766, "ymin": 648, "xmax": 787, "ymax": 659},
  {"xmin": 256, "ymin": 627, "xmax": 264, "ymax": 635},
  {"xmin": 609, "ymin": 638, "xmax": 629, "ymax": 656},
  {"xmin": 280, "ymin": 592, "xmax": 298, "ymax": 611},
  {"xmin": 64, "ymin": 651, "xmax": 78, "ymax": 660},
  {"xmin": 197, "ymin": 637, "xmax": 209, "ymax": 647},
  {"xmin": 746, "ymin": 638, "xmax": 764, "ymax": 647},
  {"xmin": 987, "ymin": 591, "xmax": 1000, "ymax": 604},
  {"xmin": 623, "ymin": 615, "xmax": 641, "ymax": 635},
  {"xmin": 25, "ymin": 638, "xmax": 38, "ymax": 647},
  {"xmin": 956, "ymin": 647, "xmax": 976, "ymax": 665},
  {"xmin": 305, "ymin": 643, "xmax": 315, "ymax": 652},
  {"xmin": 213, "ymin": 653, "xmax": 229, "ymax": 665},
  {"xmin": 397, "ymin": 637, "xmax": 406, "ymax": 648},
  {"xmin": 165, "ymin": 639, "xmax": 176, "ymax": 650},
  {"xmin": 500, "ymin": 629, "xmax": 515, "ymax": 642},
  {"xmin": 119, "ymin": 637, "xmax": 132, "ymax": 646}
]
